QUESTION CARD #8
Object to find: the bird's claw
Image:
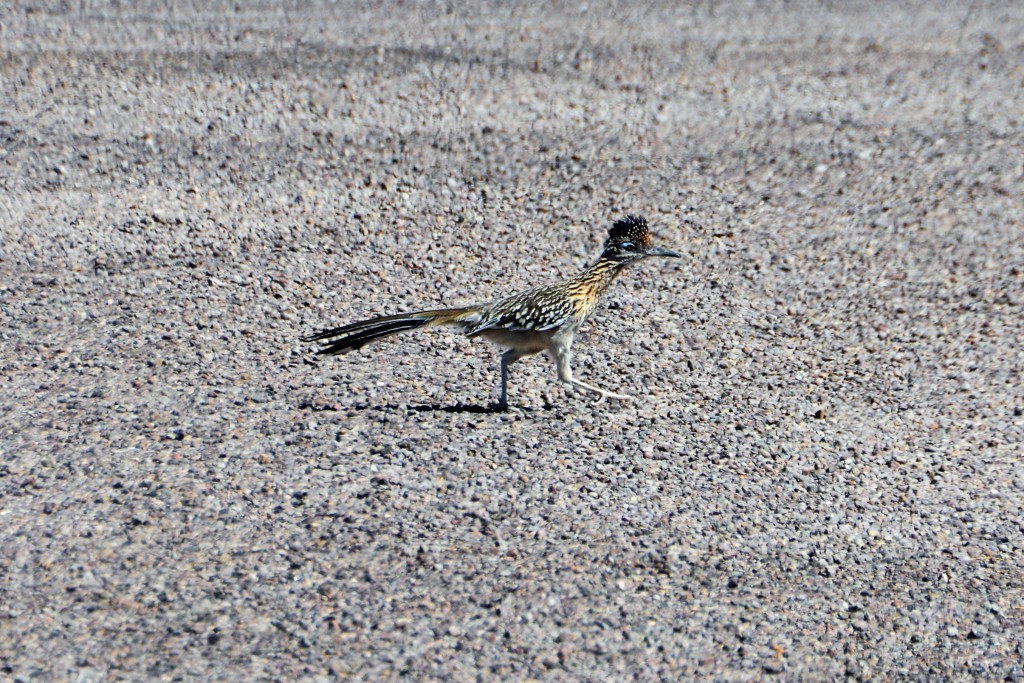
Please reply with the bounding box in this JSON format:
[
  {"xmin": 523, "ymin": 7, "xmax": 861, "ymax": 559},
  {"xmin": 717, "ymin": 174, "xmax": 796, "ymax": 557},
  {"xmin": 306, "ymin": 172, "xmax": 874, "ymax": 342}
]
[{"xmin": 593, "ymin": 391, "xmax": 633, "ymax": 404}]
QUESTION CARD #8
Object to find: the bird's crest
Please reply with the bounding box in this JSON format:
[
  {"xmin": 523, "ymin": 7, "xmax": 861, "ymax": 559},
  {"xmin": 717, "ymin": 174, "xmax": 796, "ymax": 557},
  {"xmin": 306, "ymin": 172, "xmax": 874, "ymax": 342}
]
[{"xmin": 607, "ymin": 215, "xmax": 651, "ymax": 248}]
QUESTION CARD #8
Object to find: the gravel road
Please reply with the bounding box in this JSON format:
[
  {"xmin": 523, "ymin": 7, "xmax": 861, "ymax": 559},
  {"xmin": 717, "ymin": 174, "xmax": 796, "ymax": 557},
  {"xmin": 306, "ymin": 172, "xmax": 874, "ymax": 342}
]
[{"xmin": 2, "ymin": 1, "xmax": 1023, "ymax": 680}]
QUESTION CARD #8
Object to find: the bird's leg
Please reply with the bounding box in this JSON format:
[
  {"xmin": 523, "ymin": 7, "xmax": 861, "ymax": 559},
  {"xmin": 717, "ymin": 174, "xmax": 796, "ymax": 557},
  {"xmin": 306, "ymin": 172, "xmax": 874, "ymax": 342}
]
[
  {"xmin": 497, "ymin": 349, "xmax": 522, "ymax": 410},
  {"xmin": 552, "ymin": 343, "xmax": 633, "ymax": 403}
]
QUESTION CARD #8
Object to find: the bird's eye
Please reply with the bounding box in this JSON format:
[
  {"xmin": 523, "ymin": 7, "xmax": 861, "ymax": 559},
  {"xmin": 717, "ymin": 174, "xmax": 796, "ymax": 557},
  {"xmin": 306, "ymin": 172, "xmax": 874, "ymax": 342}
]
[{"xmin": 619, "ymin": 241, "xmax": 634, "ymax": 250}]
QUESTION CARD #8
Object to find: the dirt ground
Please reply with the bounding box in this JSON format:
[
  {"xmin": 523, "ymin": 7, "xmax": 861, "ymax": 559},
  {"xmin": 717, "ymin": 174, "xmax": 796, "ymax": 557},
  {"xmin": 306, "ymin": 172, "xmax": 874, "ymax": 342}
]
[{"xmin": 2, "ymin": 1, "xmax": 1023, "ymax": 679}]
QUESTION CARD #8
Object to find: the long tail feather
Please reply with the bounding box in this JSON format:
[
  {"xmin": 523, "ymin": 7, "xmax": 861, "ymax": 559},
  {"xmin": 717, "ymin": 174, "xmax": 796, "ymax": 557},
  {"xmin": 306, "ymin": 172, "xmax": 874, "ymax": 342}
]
[
  {"xmin": 314, "ymin": 319, "xmax": 429, "ymax": 355},
  {"xmin": 302, "ymin": 307, "xmax": 476, "ymax": 355}
]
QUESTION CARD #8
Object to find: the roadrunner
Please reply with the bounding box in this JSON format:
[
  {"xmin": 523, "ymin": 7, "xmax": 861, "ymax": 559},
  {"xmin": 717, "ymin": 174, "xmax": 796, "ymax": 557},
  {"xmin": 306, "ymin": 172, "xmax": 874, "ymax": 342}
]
[{"xmin": 303, "ymin": 215, "xmax": 680, "ymax": 409}]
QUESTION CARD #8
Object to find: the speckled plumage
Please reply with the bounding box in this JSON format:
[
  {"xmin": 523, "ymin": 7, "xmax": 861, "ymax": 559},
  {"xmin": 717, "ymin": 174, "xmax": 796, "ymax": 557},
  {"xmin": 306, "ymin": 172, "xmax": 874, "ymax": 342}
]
[
  {"xmin": 466, "ymin": 260, "xmax": 622, "ymax": 335},
  {"xmin": 303, "ymin": 215, "xmax": 680, "ymax": 409}
]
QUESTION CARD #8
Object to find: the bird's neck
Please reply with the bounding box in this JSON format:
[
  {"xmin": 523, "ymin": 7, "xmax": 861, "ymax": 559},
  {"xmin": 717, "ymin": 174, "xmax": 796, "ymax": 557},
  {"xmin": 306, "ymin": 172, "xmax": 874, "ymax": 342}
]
[{"xmin": 569, "ymin": 257, "xmax": 627, "ymax": 300}]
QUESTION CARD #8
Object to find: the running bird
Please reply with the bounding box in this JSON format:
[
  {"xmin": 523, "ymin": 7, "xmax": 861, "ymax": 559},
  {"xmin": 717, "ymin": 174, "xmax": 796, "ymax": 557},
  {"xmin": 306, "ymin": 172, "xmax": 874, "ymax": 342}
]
[{"xmin": 302, "ymin": 215, "xmax": 680, "ymax": 409}]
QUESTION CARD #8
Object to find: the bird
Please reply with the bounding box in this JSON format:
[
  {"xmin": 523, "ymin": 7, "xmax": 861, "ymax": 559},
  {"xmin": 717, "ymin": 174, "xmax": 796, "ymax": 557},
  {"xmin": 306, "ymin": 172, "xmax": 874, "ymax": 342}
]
[{"xmin": 302, "ymin": 215, "xmax": 680, "ymax": 409}]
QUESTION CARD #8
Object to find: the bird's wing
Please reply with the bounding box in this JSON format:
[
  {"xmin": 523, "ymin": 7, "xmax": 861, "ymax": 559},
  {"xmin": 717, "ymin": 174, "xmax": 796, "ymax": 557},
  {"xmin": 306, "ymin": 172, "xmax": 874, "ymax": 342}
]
[{"xmin": 465, "ymin": 284, "xmax": 575, "ymax": 336}]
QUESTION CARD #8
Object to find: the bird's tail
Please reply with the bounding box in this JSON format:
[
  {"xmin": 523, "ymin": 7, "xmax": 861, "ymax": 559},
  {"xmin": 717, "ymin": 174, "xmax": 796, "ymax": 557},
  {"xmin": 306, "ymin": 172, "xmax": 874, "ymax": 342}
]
[{"xmin": 301, "ymin": 307, "xmax": 479, "ymax": 356}]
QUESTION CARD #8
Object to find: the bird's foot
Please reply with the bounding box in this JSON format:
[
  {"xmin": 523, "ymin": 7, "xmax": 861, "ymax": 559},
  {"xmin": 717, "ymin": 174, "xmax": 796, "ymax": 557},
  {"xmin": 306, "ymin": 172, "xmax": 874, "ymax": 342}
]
[{"xmin": 592, "ymin": 390, "xmax": 634, "ymax": 404}]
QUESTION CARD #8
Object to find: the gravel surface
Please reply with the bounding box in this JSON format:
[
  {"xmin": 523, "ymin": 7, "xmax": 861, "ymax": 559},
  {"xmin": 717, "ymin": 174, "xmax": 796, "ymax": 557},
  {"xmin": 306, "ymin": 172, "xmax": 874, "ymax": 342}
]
[{"xmin": 2, "ymin": 1, "xmax": 1023, "ymax": 680}]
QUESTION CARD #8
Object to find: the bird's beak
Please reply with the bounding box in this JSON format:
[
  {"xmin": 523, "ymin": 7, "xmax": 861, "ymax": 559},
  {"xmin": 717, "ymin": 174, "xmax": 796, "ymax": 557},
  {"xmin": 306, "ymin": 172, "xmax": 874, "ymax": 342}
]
[{"xmin": 645, "ymin": 246, "xmax": 682, "ymax": 258}]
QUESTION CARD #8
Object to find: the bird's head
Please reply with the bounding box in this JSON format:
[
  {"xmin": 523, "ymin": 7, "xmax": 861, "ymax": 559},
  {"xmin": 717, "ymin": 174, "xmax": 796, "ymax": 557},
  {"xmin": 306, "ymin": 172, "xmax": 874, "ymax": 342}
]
[{"xmin": 602, "ymin": 215, "xmax": 681, "ymax": 263}]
